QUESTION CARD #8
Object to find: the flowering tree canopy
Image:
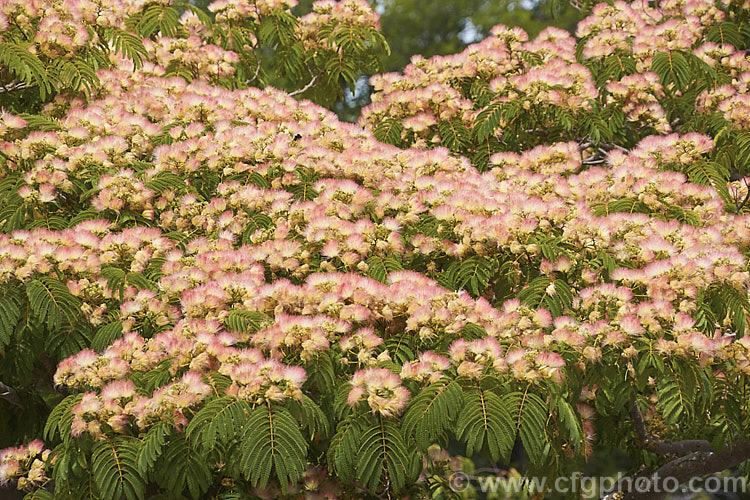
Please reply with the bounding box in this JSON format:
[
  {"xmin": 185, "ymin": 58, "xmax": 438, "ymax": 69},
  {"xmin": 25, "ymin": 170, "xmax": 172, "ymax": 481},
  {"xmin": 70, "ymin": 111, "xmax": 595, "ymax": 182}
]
[{"xmin": 1, "ymin": 0, "xmax": 750, "ymax": 499}]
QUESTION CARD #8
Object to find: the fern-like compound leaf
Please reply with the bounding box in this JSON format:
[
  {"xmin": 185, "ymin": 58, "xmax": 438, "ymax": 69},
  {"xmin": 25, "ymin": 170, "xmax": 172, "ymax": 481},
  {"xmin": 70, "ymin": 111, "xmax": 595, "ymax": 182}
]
[
  {"xmin": 91, "ymin": 438, "xmax": 145, "ymax": 500},
  {"xmin": 456, "ymin": 388, "xmax": 515, "ymax": 463},
  {"xmin": 44, "ymin": 394, "xmax": 82, "ymax": 444},
  {"xmin": 503, "ymin": 391, "xmax": 549, "ymax": 464},
  {"xmin": 135, "ymin": 422, "xmax": 169, "ymax": 476},
  {"xmin": 157, "ymin": 434, "xmax": 211, "ymax": 499},
  {"xmin": 366, "ymin": 255, "xmax": 404, "ymax": 283},
  {"xmin": 0, "ymin": 42, "xmax": 52, "ymax": 98},
  {"xmin": 402, "ymin": 377, "xmax": 463, "ymax": 451},
  {"xmin": 25, "ymin": 277, "xmax": 81, "ymax": 332},
  {"xmin": 374, "ymin": 119, "xmax": 403, "ymax": 146},
  {"xmin": 240, "ymin": 405, "xmax": 308, "ymax": 494},
  {"xmin": 327, "ymin": 415, "xmax": 363, "ymax": 481},
  {"xmin": 473, "ymin": 101, "xmax": 504, "ymax": 142},
  {"xmin": 186, "ymin": 396, "xmax": 251, "ymax": 449},
  {"xmin": 91, "ymin": 320, "xmax": 123, "ymax": 352},
  {"xmin": 285, "ymin": 394, "xmax": 331, "ymax": 440},
  {"xmin": 225, "ymin": 310, "xmax": 271, "ymax": 336},
  {"xmin": 0, "ymin": 286, "xmax": 22, "ymax": 347},
  {"xmin": 554, "ymin": 397, "xmax": 583, "ymax": 454},
  {"xmin": 652, "ymin": 51, "xmax": 690, "ymax": 92},
  {"xmin": 356, "ymin": 419, "xmax": 412, "ymax": 494}
]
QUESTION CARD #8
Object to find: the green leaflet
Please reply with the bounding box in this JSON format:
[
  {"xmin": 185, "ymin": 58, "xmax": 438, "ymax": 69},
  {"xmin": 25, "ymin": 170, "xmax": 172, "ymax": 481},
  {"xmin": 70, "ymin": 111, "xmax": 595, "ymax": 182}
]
[
  {"xmin": 0, "ymin": 286, "xmax": 22, "ymax": 347},
  {"xmin": 384, "ymin": 338, "xmax": 415, "ymax": 365},
  {"xmin": 440, "ymin": 255, "xmax": 496, "ymax": 296},
  {"xmin": 132, "ymin": 4, "xmax": 181, "ymax": 38},
  {"xmin": 156, "ymin": 434, "xmax": 211, "ymax": 499},
  {"xmin": 657, "ymin": 363, "xmax": 698, "ymax": 426},
  {"xmin": 438, "ymin": 119, "xmax": 471, "ymax": 153},
  {"xmin": 102, "ymin": 28, "xmax": 146, "ymax": 69},
  {"xmin": 702, "ymin": 283, "xmax": 750, "ymax": 338},
  {"xmin": 591, "ymin": 197, "xmax": 651, "ymax": 217},
  {"xmin": 503, "ymin": 391, "xmax": 549, "ymax": 465},
  {"xmin": 328, "ymin": 415, "xmax": 363, "ymax": 481},
  {"xmin": 44, "ymin": 318, "xmax": 92, "ymax": 359},
  {"xmin": 594, "ymin": 53, "xmax": 637, "ymax": 87},
  {"xmin": 67, "ymin": 208, "xmax": 101, "ymax": 227},
  {"xmin": 144, "ymin": 171, "xmax": 188, "ymax": 196},
  {"xmin": 709, "ymin": 377, "xmax": 744, "ymax": 445},
  {"xmin": 25, "ymin": 277, "xmax": 81, "ymax": 332},
  {"xmin": 694, "ymin": 290, "xmax": 719, "ymax": 333},
  {"xmin": 554, "ymin": 397, "xmax": 583, "ymax": 454},
  {"xmin": 456, "ymin": 388, "xmax": 515, "ymax": 463},
  {"xmin": 472, "ymin": 101, "xmax": 505, "ymax": 142},
  {"xmin": 305, "ymin": 350, "xmax": 337, "ymax": 394},
  {"xmin": 184, "ymin": 4, "xmax": 213, "ymax": 29},
  {"xmin": 517, "ymin": 275, "xmax": 572, "ymax": 316},
  {"xmin": 374, "ymin": 119, "xmax": 404, "ymax": 146},
  {"xmin": 135, "ymin": 422, "xmax": 169, "ymax": 476},
  {"xmin": 356, "ymin": 419, "xmax": 414, "ymax": 494},
  {"xmin": 224, "ymin": 310, "xmax": 271, "ymax": 336},
  {"xmin": 652, "ymin": 51, "xmax": 690, "ymax": 92},
  {"xmin": 288, "ymin": 168, "xmax": 320, "ymax": 201},
  {"xmin": 0, "ymin": 198, "xmax": 33, "ymax": 232},
  {"xmin": 91, "ymin": 438, "xmax": 145, "ymax": 500},
  {"xmin": 285, "ymin": 394, "xmax": 331, "ymax": 441},
  {"xmin": 239, "ymin": 405, "xmax": 308, "ymax": 494},
  {"xmin": 186, "ymin": 396, "xmax": 252, "ymax": 449},
  {"xmin": 461, "ymin": 322, "xmax": 488, "ymax": 340},
  {"xmin": 471, "ymin": 138, "xmax": 503, "ymax": 172},
  {"xmin": 0, "ymin": 42, "xmax": 52, "ymax": 98},
  {"xmin": 22, "ymin": 489, "xmax": 53, "ymax": 500},
  {"xmin": 706, "ymin": 22, "xmax": 743, "ymax": 49},
  {"xmin": 91, "ymin": 320, "xmax": 123, "ymax": 352},
  {"xmin": 51, "ymin": 58, "xmax": 98, "ymax": 94},
  {"xmin": 100, "ymin": 267, "xmax": 156, "ymax": 301},
  {"xmin": 241, "ymin": 211, "xmax": 274, "ymax": 244},
  {"xmin": 44, "ymin": 394, "xmax": 82, "ymax": 444},
  {"xmin": 366, "ymin": 255, "xmax": 404, "ymax": 283},
  {"xmin": 402, "ymin": 378, "xmax": 464, "ymax": 451},
  {"xmin": 665, "ymin": 205, "xmax": 701, "ymax": 226},
  {"xmin": 12, "ymin": 114, "xmax": 60, "ymax": 132},
  {"xmin": 258, "ymin": 10, "xmax": 297, "ymax": 46}
]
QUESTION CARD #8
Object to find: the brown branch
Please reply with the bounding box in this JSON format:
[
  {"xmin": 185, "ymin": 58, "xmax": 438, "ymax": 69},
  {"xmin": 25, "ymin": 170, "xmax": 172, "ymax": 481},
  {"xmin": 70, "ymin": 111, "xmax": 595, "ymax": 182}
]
[
  {"xmin": 616, "ymin": 440, "xmax": 750, "ymax": 500},
  {"xmin": 608, "ymin": 404, "xmax": 750, "ymax": 500},
  {"xmin": 630, "ymin": 403, "xmax": 713, "ymax": 454},
  {"xmin": 735, "ymin": 177, "xmax": 750, "ymax": 215},
  {"xmin": 0, "ymin": 380, "xmax": 23, "ymax": 409}
]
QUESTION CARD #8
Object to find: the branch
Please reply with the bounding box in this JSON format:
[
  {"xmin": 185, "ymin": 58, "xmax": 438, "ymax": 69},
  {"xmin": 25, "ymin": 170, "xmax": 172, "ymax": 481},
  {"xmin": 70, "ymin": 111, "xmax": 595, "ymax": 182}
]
[
  {"xmin": 244, "ymin": 46, "xmax": 262, "ymax": 86},
  {"xmin": 670, "ymin": 117, "xmax": 684, "ymax": 133},
  {"xmin": 582, "ymin": 156, "xmax": 607, "ymax": 165},
  {"xmin": 615, "ymin": 440, "xmax": 750, "ymax": 500},
  {"xmin": 578, "ymin": 139, "xmax": 629, "ymax": 166},
  {"xmin": 0, "ymin": 78, "xmax": 35, "ymax": 94},
  {"xmin": 598, "ymin": 141, "xmax": 630, "ymax": 153},
  {"xmin": 289, "ymin": 74, "xmax": 319, "ymax": 97},
  {"xmin": 631, "ymin": 403, "xmax": 713, "ymax": 454},
  {"xmin": 608, "ymin": 404, "xmax": 750, "ymax": 500},
  {"xmin": 0, "ymin": 380, "xmax": 23, "ymax": 408},
  {"xmin": 735, "ymin": 177, "xmax": 750, "ymax": 215}
]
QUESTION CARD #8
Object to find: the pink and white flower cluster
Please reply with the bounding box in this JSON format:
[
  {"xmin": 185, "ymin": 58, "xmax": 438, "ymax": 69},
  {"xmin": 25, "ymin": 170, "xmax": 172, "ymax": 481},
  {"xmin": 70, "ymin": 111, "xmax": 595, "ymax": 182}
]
[{"xmin": 0, "ymin": 440, "xmax": 52, "ymax": 492}]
